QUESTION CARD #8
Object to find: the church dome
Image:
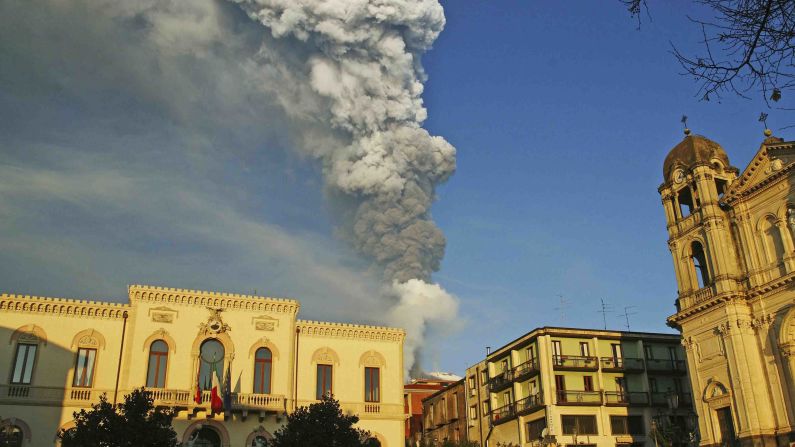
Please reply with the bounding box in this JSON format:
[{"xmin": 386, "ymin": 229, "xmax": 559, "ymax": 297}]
[{"xmin": 663, "ymin": 134, "xmax": 730, "ymax": 181}]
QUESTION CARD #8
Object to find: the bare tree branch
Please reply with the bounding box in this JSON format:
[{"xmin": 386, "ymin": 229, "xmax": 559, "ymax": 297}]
[{"xmin": 670, "ymin": 0, "xmax": 795, "ymax": 105}]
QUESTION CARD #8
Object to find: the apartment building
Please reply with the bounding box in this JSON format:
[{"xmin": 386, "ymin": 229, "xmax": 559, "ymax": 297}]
[
  {"xmin": 464, "ymin": 327, "xmax": 693, "ymax": 447},
  {"xmin": 422, "ymin": 379, "xmax": 468, "ymax": 445},
  {"xmin": 406, "ymin": 378, "xmax": 458, "ymax": 447}
]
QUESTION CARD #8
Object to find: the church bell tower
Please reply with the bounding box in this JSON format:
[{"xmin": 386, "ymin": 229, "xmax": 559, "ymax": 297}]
[{"xmin": 659, "ymin": 128, "xmax": 795, "ymax": 447}]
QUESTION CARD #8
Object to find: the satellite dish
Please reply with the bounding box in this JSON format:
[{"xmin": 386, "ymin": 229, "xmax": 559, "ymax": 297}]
[{"xmin": 540, "ymin": 428, "xmax": 549, "ymax": 439}]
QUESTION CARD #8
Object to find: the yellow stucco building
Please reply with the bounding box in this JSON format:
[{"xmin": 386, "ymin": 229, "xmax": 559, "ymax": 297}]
[
  {"xmin": 660, "ymin": 130, "xmax": 795, "ymax": 446},
  {"xmin": 0, "ymin": 285, "xmax": 405, "ymax": 446},
  {"xmin": 463, "ymin": 327, "xmax": 693, "ymax": 447}
]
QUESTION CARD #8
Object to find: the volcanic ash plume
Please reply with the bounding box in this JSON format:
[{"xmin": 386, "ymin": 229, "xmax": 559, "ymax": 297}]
[{"xmin": 232, "ymin": 0, "xmax": 458, "ymax": 374}]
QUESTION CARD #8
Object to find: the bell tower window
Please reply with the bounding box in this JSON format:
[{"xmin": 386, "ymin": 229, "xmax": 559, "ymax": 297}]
[
  {"xmin": 678, "ymin": 187, "xmax": 695, "ymax": 218},
  {"xmin": 691, "ymin": 241, "xmax": 710, "ymax": 288}
]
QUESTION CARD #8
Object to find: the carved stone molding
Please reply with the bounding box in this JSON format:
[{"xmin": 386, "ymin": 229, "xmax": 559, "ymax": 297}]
[
  {"xmin": 71, "ymin": 329, "xmax": 106, "ymax": 350},
  {"xmin": 198, "ymin": 308, "xmax": 230, "ymax": 336},
  {"xmin": 752, "ymin": 313, "xmax": 774, "ymax": 330},
  {"xmin": 359, "ymin": 350, "xmax": 386, "ymax": 368},
  {"xmin": 248, "ymin": 336, "xmax": 280, "ymax": 360},
  {"xmin": 251, "ymin": 315, "xmax": 278, "ymax": 332},
  {"xmin": 149, "ymin": 306, "xmax": 177, "ymax": 324},
  {"xmin": 142, "ymin": 328, "xmax": 177, "ymax": 354},
  {"xmin": 130, "ymin": 285, "xmax": 300, "ymax": 315},
  {"xmin": 779, "ymin": 341, "xmax": 795, "ymax": 358},
  {"xmin": 297, "ymin": 320, "xmax": 405, "ymax": 343},
  {"xmin": 10, "ymin": 324, "xmax": 47, "ymax": 346},
  {"xmin": 311, "ymin": 347, "xmax": 340, "ymax": 365}
]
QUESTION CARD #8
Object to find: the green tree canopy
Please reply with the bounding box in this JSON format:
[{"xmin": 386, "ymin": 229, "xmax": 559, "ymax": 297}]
[
  {"xmin": 58, "ymin": 388, "xmax": 178, "ymax": 447},
  {"xmin": 270, "ymin": 394, "xmax": 377, "ymax": 447}
]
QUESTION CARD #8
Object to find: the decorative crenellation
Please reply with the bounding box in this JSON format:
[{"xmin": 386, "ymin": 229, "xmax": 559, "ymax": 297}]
[
  {"xmin": 129, "ymin": 285, "xmax": 300, "ymax": 315},
  {"xmin": 297, "ymin": 320, "xmax": 405, "ymax": 342},
  {"xmin": 0, "ymin": 294, "xmax": 129, "ymax": 319}
]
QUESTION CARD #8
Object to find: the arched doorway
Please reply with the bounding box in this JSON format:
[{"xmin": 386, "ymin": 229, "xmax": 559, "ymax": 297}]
[{"xmin": 186, "ymin": 426, "xmax": 221, "ymax": 447}]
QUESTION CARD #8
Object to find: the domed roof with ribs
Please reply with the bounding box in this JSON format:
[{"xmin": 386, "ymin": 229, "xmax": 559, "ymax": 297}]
[{"xmin": 663, "ymin": 135, "xmax": 731, "ymax": 181}]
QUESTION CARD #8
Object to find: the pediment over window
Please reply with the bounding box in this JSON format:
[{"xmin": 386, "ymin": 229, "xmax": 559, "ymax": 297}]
[
  {"xmin": 72, "ymin": 329, "xmax": 106, "ymax": 350},
  {"xmin": 10, "ymin": 324, "xmax": 47, "ymax": 346},
  {"xmin": 359, "ymin": 350, "xmax": 386, "ymax": 368},
  {"xmin": 703, "ymin": 379, "xmax": 732, "ymax": 409},
  {"xmin": 311, "ymin": 347, "xmax": 340, "ymax": 365}
]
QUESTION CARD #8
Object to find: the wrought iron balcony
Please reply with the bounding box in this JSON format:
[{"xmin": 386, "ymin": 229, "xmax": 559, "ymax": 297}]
[
  {"xmin": 603, "ymin": 391, "xmax": 649, "ymax": 406},
  {"xmin": 552, "ymin": 355, "xmax": 599, "ymax": 371},
  {"xmin": 651, "ymin": 392, "xmax": 692, "ymax": 407},
  {"xmin": 514, "ymin": 392, "xmax": 543, "ymax": 415},
  {"xmin": 490, "ymin": 401, "xmax": 516, "ymax": 425},
  {"xmin": 555, "ymin": 390, "xmax": 602, "ymax": 405},
  {"xmin": 645, "ymin": 359, "xmax": 687, "ymax": 373},
  {"xmin": 487, "ymin": 371, "xmax": 513, "ymax": 392},
  {"xmin": 600, "ymin": 357, "xmax": 645, "ymax": 372},
  {"xmin": 512, "ymin": 358, "xmax": 539, "ymax": 380}
]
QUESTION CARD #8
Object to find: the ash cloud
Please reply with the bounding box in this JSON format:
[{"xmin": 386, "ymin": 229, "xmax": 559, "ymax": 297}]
[
  {"xmin": 232, "ymin": 0, "xmax": 460, "ymax": 374},
  {"xmin": 0, "ymin": 0, "xmax": 459, "ymax": 374}
]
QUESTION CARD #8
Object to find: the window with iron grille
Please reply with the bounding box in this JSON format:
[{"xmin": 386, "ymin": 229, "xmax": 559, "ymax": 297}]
[
  {"xmin": 561, "ymin": 415, "xmax": 598, "ymax": 435},
  {"xmin": 526, "ymin": 418, "xmax": 546, "ymax": 441},
  {"xmin": 610, "ymin": 415, "xmax": 645, "ymax": 435}
]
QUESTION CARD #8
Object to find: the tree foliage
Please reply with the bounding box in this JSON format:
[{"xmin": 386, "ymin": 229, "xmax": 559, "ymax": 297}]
[
  {"xmin": 269, "ymin": 394, "xmax": 377, "ymax": 447},
  {"xmin": 58, "ymin": 388, "xmax": 178, "ymax": 447},
  {"xmin": 624, "ymin": 0, "xmax": 795, "ymax": 108}
]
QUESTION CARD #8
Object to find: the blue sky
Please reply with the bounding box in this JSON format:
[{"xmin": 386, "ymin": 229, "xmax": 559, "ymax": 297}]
[{"xmin": 0, "ymin": 1, "xmax": 784, "ymax": 375}]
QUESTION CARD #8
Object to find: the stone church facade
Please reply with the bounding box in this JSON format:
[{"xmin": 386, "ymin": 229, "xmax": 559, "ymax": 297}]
[
  {"xmin": 0, "ymin": 284, "xmax": 405, "ymax": 446},
  {"xmin": 660, "ymin": 130, "xmax": 795, "ymax": 446}
]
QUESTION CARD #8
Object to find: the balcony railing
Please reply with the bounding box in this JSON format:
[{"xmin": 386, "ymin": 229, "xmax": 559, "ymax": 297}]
[
  {"xmin": 651, "ymin": 392, "xmax": 692, "ymax": 407},
  {"xmin": 0, "ymin": 385, "xmax": 101, "ymax": 406},
  {"xmin": 514, "ymin": 392, "xmax": 543, "ymax": 415},
  {"xmin": 603, "ymin": 391, "xmax": 649, "ymax": 406},
  {"xmin": 297, "ymin": 399, "xmax": 404, "ymax": 419},
  {"xmin": 512, "ymin": 358, "xmax": 539, "ymax": 379},
  {"xmin": 488, "ymin": 371, "xmax": 513, "ymax": 392},
  {"xmin": 552, "ymin": 355, "xmax": 599, "ymax": 371},
  {"xmin": 556, "ymin": 390, "xmax": 602, "ymax": 405},
  {"xmin": 0, "ymin": 385, "xmax": 288, "ymax": 412},
  {"xmin": 646, "ymin": 359, "xmax": 687, "ymax": 373},
  {"xmin": 490, "ymin": 402, "xmax": 516, "ymax": 424},
  {"xmin": 600, "ymin": 357, "xmax": 645, "ymax": 371}
]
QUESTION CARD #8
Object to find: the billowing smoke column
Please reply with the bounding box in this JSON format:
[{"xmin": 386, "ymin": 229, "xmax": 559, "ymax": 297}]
[{"xmin": 232, "ymin": 0, "xmax": 458, "ymax": 374}]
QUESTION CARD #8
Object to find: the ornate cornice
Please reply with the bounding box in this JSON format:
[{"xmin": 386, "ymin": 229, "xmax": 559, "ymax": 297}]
[
  {"xmin": 129, "ymin": 285, "xmax": 300, "ymax": 315},
  {"xmin": 0, "ymin": 294, "xmax": 129, "ymax": 319},
  {"xmin": 297, "ymin": 320, "xmax": 405, "ymax": 342}
]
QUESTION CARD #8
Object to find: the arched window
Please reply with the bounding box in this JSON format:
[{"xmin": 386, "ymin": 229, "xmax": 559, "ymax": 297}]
[
  {"xmin": 1, "ymin": 425, "xmax": 23, "ymax": 447},
  {"xmin": 198, "ymin": 340, "xmax": 224, "ymax": 391},
  {"xmin": 691, "ymin": 241, "xmax": 710, "ymax": 288},
  {"xmin": 146, "ymin": 340, "xmax": 169, "ymax": 388},
  {"xmin": 251, "ymin": 436, "xmax": 269, "ymax": 447},
  {"xmin": 11, "ymin": 342, "xmax": 37, "ymax": 385},
  {"xmin": 762, "ymin": 217, "xmax": 786, "ymax": 264},
  {"xmin": 253, "ymin": 348, "xmax": 272, "ymax": 394}
]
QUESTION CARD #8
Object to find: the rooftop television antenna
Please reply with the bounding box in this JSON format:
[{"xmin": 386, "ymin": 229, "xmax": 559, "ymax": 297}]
[
  {"xmin": 598, "ymin": 298, "xmax": 614, "ymax": 330},
  {"xmin": 618, "ymin": 306, "xmax": 638, "ymax": 331},
  {"xmin": 554, "ymin": 294, "xmax": 569, "ymax": 325}
]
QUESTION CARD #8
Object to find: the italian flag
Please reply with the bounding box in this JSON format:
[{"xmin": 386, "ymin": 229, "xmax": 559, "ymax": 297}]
[{"xmin": 210, "ymin": 370, "xmax": 223, "ymax": 413}]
